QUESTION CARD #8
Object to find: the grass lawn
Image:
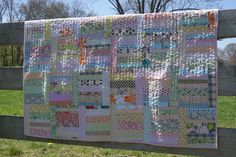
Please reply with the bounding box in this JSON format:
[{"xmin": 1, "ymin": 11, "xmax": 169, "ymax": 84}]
[{"xmin": 0, "ymin": 90, "xmax": 235, "ymax": 157}]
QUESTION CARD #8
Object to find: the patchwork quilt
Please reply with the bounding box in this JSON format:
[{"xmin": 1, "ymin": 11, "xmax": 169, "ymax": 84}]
[{"xmin": 24, "ymin": 10, "xmax": 218, "ymax": 148}]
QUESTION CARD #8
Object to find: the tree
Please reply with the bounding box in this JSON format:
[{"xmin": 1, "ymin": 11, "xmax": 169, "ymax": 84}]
[
  {"xmin": 5, "ymin": 0, "xmax": 20, "ymax": 22},
  {"xmin": 67, "ymin": 0, "xmax": 95, "ymax": 17},
  {"xmin": 218, "ymin": 43, "xmax": 236, "ymax": 66},
  {"xmin": 44, "ymin": 1, "xmax": 70, "ymax": 19},
  {"xmin": 108, "ymin": 0, "xmax": 221, "ymax": 14},
  {"xmin": 218, "ymin": 48, "xmax": 226, "ymax": 67},
  {"xmin": 0, "ymin": 0, "xmax": 8, "ymax": 22},
  {"xmin": 224, "ymin": 43, "xmax": 236, "ymax": 65},
  {"xmin": 19, "ymin": 0, "xmax": 95, "ymax": 20},
  {"xmin": 19, "ymin": 0, "xmax": 49, "ymax": 20}
]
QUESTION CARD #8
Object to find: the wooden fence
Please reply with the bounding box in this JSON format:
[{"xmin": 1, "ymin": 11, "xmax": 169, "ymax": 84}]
[
  {"xmin": 0, "ymin": 9, "xmax": 236, "ymax": 157},
  {"xmin": 1, "ymin": 65, "xmax": 236, "ymax": 95}
]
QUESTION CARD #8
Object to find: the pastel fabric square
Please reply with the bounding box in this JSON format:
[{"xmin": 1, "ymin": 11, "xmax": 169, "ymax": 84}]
[{"xmin": 24, "ymin": 9, "xmax": 218, "ymax": 148}]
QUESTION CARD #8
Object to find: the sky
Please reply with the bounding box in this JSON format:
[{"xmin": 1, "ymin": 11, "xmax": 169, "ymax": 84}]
[{"xmin": 87, "ymin": 0, "xmax": 236, "ymax": 49}]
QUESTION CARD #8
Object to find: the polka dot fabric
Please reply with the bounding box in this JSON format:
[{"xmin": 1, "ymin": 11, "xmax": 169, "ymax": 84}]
[{"xmin": 24, "ymin": 9, "xmax": 218, "ymax": 148}]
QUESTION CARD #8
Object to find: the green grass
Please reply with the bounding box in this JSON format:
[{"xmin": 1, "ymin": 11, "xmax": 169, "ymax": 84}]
[
  {"xmin": 0, "ymin": 90, "xmax": 23, "ymax": 115},
  {"xmin": 218, "ymin": 96, "xmax": 236, "ymax": 128},
  {"xmin": 0, "ymin": 90, "xmax": 235, "ymax": 157},
  {"xmin": 0, "ymin": 139, "xmax": 197, "ymax": 157}
]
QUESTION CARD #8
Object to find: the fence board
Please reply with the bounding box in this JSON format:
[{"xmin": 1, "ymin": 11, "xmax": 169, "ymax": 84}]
[
  {"xmin": 0, "ymin": 67, "xmax": 23, "ymax": 90},
  {"xmin": 218, "ymin": 66, "xmax": 236, "ymax": 96},
  {"xmin": 0, "ymin": 22, "xmax": 24, "ymax": 45},
  {"xmin": 0, "ymin": 115, "xmax": 235, "ymax": 157},
  {"xmin": 218, "ymin": 9, "xmax": 236, "ymax": 39},
  {"xmin": 0, "ymin": 10, "xmax": 236, "ymax": 45},
  {"xmin": 1, "ymin": 66, "xmax": 236, "ymax": 96}
]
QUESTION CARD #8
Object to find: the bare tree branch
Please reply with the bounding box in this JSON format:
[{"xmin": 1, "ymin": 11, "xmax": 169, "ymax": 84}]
[
  {"xmin": 108, "ymin": 0, "xmax": 125, "ymax": 14},
  {"xmin": 150, "ymin": 0, "xmax": 158, "ymax": 13},
  {"xmin": 137, "ymin": 0, "xmax": 142, "ymax": 13},
  {"xmin": 141, "ymin": 0, "xmax": 145, "ymax": 13},
  {"xmin": 108, "ymin": 0, "xmax": 120, "ymax": 13},
  {"xmin": 0, "ymin": 0, "xmax": 8, "ymax": 22},
  {"xmin": 116, "ymin": 0, "xmax": 125, "ymax": 14},
  {"xmin": 155, "ymin": 0, "xmax": 162, "ymax": 13},
  {"xmin": 157, "ymin": 0, "xmax": 171, "ymax": 12},
  {"xmin": 128, "ymin": 0, "xmax": 138, "ymax": 13},
  {"xmin": 108, "ymin": 0, "xmax": 221, "ymax": 14}
]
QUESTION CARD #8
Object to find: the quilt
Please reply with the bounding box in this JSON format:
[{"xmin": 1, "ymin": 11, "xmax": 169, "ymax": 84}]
[{"xmin": 24, "ymin": 9, "xmax": 218, "ymax": 148}]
